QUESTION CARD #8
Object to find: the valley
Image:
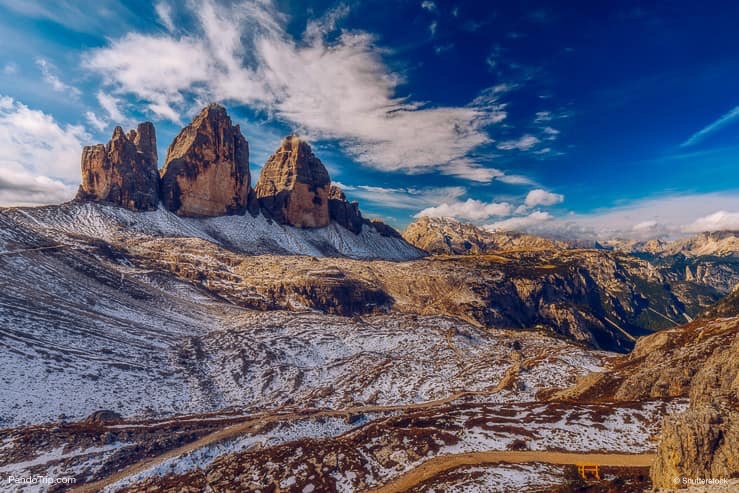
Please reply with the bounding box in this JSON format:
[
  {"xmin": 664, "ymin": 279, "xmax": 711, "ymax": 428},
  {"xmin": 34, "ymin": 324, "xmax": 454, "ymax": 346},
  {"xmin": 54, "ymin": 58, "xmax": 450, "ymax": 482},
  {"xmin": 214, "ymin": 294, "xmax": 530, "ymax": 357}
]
[{"xmin": 0, "ymin": 104, "xmax": 736, "ymax": 492}]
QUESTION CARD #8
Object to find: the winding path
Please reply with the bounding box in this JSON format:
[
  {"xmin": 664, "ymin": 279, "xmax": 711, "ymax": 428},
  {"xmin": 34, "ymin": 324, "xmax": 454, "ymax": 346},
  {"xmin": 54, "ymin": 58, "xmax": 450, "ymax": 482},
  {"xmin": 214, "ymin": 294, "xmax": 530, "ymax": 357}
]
[{"xmin": 364, "ymin": 451, "xmax": 655, "ymax": 493}]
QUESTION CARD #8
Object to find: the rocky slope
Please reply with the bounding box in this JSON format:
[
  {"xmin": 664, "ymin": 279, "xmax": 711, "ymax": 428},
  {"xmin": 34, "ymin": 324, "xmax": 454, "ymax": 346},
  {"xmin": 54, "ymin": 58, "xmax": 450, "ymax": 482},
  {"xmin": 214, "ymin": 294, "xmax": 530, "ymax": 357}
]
[
  {"xmin": 159, "ymin": 104, "xmax": 251, "ymax": 217},
  {"xmin": 403, "ymin": 216, "xmax": 564, "ymax": 255},
  {"xmin": 255, "ymin": 135, "xmax": 331, "ymax": 228},
  {"xmin": 552, "ymin": 312, "xmax": 738, "ymax": 489},
  {"xmin": 4, "ymin": 202, "xmax": 730, "ymax": 352},
  {"xmin": 76, "ymin": 123, "xmax": 160, "ymax": 211}
]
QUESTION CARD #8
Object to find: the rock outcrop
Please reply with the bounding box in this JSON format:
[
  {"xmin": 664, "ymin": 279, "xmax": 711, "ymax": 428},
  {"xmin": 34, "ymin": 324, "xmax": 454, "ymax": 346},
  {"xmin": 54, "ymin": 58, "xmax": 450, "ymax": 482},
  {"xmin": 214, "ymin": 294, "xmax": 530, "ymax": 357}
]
[
  {"xmin": 551, "ymin": 314, "xmax": 738, "ymax": 488},
  {"xmin": 254, "ymin": 135, "xmax": 331, "ymax": 228},
  {"xmin": 369, "ymin": 218, "xmax": 403, "ymax": 239},
  {"xmin": 76, "ymin": 123, "xmax": 160, "ymax": 211},
  {"xmin": 328, "ymin": 185, "xmax": 364, "ymax": 234},
  {"xmin": 650, "ymin": 321, "xmax": 738, "ymax": 489},
  {"xmin": 160, "ymin": 104, "xmax": 250, "ymax": 217}
]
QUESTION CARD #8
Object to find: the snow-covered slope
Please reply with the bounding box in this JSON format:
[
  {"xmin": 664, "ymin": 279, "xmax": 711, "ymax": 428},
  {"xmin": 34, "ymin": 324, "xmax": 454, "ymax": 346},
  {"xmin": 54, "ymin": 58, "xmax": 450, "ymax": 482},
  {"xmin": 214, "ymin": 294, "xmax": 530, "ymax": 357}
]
[{"xmin": 4, "ymin": 202, "xmax": 423, "ymax": 261}]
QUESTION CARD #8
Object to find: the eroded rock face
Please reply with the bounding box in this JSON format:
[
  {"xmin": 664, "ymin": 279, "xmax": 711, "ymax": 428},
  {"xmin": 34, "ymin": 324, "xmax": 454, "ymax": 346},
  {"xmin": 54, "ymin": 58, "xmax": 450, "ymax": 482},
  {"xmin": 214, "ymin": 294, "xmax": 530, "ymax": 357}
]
[
  {"xmin": 76, "ymin": 123, "xmax": 160, "ymax": 211},
  {"xmin": 160, "ymin": 104, "xmax": 250, "ymax": 217},
  {"xmin": 650, "ymin": 326, "xmax": 739, "ymax": 489},
  {"xmin": 254, "ymin": 136, "xmax": 330, "ymax": 228},
  {"xmin": 328, "ymin": 185, "xmax": 363, "ymax": 234}
]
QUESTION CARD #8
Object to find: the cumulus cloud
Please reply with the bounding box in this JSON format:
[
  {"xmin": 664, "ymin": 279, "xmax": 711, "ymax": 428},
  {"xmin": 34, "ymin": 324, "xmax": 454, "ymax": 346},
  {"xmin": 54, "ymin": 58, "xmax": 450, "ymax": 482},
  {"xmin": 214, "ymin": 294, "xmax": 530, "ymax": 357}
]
[
  {"xmin": 484, "ymin": 211, "xmax": 554, "ymax": 231},
  {"xmin": 632, "ymin": 220, "xmax": 657, "ymax": 231},
  {"xmin": 504, "ymin": 193, "xmax": 739, "ymax": 239},
  {"xmin": 0, "ymin": 167, "xmax": 75, "ymax": 206},
  {"xmin": 682, "ymin": 211, "xmax": 739, "ymax": 233},
  {"xmin": 0, "ymin": 96, "xmax": 86, "ymax": 206},
  {"xmin": 82, "ymin": 0, "xmax": 516, "ymax": 182},
  {"xmin": 524, "ymin": 189, "xmax": 564, "ymax": 207},
  {"xmin": 415, "ymin": 198, "xmax": 513, "ymax": 221}
]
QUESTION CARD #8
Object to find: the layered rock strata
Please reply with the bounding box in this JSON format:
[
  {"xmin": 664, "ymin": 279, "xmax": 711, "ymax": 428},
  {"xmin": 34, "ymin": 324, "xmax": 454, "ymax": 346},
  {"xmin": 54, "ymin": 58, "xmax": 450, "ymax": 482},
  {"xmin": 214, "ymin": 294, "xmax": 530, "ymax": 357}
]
[{"xmin": 160, "ymin": 104, "xmax": 250, "ymax": 217}]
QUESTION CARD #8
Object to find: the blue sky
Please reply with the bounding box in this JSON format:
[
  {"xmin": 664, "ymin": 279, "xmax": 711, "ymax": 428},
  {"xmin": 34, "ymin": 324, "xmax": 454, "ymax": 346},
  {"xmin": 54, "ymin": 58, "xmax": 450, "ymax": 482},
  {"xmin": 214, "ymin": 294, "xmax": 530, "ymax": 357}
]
[{"xmin": 0, "ymin": 0, "xmax": 737, "ymax": 237}]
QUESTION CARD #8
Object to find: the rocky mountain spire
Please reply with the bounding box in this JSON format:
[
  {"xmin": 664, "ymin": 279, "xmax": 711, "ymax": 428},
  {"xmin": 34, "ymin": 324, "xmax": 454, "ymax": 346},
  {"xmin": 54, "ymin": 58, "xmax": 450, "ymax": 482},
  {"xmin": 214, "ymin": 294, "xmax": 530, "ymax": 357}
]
[
  {"xmin": 328, "ymin": 185, "xmax": 364, "ymax": 234},
  {"xmin": 160, "ymin": 104, "xmax": 250, "ymax": 217},
  {"xmin": 254, "ymin": 135, "xmax": 331, "ymax": 228},
  {"xmin": 76, "ymin": 122, "xmax": 160, "ymax": 211}
]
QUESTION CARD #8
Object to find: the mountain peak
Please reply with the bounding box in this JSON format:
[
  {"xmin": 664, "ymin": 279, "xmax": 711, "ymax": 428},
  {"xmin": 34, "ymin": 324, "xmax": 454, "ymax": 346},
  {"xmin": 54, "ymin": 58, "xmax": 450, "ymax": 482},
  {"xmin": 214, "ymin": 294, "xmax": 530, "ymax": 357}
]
[
  {"xmin": 254, "ymin": 135, "xmax": 331, "ymax": 228},
  {"xmin": 76, "ymin": 122, "xmax": 159, "ymax": 211},
  {"xmin": 160, "ymin": 104, "xmax": 250, "ymax": 217}
]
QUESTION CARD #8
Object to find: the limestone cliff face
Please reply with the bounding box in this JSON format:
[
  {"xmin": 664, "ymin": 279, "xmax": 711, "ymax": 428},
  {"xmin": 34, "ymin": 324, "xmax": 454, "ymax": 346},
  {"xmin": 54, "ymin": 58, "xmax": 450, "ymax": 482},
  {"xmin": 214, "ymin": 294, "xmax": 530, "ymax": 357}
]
[
  {"xmin": 650, "ymin": 325, "xmax": 738, "ymax": 489},
  {"xmin": 254, "ymin": 136, "xmax": 331, "ymax": 228},
  {"xmin": 76, "ymin": 123, "xmax": 160, "ymax": 211},
  {"xmin": 160, "ymin": 104, "xmax": 250, "ymax": 217},
  {"xmin": 328, "ymin": 185, "xmax": 364, "ymax": 234},
  {"xmin": 551, "ymin": 314, "xmax": 738, "ymax": 488}
]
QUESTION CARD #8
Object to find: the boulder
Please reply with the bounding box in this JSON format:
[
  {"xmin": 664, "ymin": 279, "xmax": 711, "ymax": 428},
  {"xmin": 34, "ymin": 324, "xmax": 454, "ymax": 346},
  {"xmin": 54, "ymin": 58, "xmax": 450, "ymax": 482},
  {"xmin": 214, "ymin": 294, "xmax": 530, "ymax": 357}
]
[
  {"xmin": 328, "ymin": 185, "xmax": 364, "ymax": 234},
  {"xmin": 254, "ymin": 135, "xmax": 331, "ymax": 228},
  {"xmin": 160, "ymin": 104, "xmax": 250, "ymax": 217},
  {"xmin": 76, "ymin": 123, "xmax": 160, "ymax": 211}
]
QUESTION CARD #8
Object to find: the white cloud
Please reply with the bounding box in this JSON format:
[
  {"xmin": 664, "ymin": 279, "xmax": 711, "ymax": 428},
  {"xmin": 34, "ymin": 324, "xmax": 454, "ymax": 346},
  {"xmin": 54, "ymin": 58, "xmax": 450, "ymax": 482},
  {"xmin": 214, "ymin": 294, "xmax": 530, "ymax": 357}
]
[
  {"xmin": 534, "ymin": 111, "xmax": 552, "ymax": 123},
  {"xmin": 681, "ymin": 105, "xmax": 739, "ymax": 147},
  {"xmin": 339, "ymin": 184, "xmax": 466, "ymax": 210},
  {"xmin": 421, "ymin": 1, "xmax": 437, "ymax": 12},
  {"xmin": 416, "ymin": 198, "xmax": 513, "ymax": 221},
  {"xmin": 96, "ymin": 91, "xmax": 125, "ymax": 123},
  {"xmin": 524, "ymin": 189, "xmax": 564, "ymax": 207},
  {"xmin": 497, "ymin": 174, "xmax": 535, "ymax": 186},
  {"xmin": 3, "ymin": 62, "xmax": 18, "ymax": 75},
  {"xmin": 513, "ymin": 192, "xmax": 739, "ymax": 239},
  {"xmin": 429, "ymin": 20, "xmax": 438, "ymax": 36},
  {"xmin": 497, "ymin": 134, "xmax": 540, "ymax": 151},
  {"xmin": 0, "ymin": 96, "xmax": 87, "ymax": 206},
  {"xmin": 0, "ymin": 166, "xmax": 75, "ymax": 206},
  {"xmin": 682, "ymin": 211, "xmax": 739, "ymax": 233},
  {"xmin": 82, "ymin": 0, "xmax": 512, "ymax": 182},
  {"xmin": 84, "ymin": 111, "xmax": 107, "ymax": 131},
  {"xmin": 633, "ymin": 220, "xmax": 657, "ymax": 231},
  {"xmin": 484, "ymin": 211, "xmax": 554, "ymax": 231},
  {"xmin": 35, "ymin": 58, "xmax": 80, "ymax": 96},
  {"xmin": 155, "ymin": 1, "xmax": 175, "ymax": 32}
]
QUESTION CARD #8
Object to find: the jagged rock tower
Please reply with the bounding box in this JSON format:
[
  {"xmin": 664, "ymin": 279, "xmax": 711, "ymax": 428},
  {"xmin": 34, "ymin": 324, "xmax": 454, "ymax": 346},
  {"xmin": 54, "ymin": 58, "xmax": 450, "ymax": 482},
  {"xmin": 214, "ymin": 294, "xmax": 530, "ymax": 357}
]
[
  {"xmin": 327, "ymin": 185, "xmax": 364, "ymax": 234},
  {"xmin": 160, "ymin": 104, "xmax": 250, "ymax": 217},
  {"xmin": 76, "ymin": 123, "xmax": 160, "ymax": 211},
  {"xmin": 254, "ymin": 135, "xmax": 331, "ymax": 228}
]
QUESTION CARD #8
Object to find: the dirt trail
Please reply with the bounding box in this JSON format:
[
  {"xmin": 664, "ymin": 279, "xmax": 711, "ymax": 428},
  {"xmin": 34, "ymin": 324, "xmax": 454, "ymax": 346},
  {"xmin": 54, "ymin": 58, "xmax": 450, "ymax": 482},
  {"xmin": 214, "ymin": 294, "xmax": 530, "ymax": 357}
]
[
  {"xmin": 71, "ymin": 389, "xmax": 498, "ymax": 493},
  {"xmin": 364, "ymin": 451, "xmax": 656, "ymax": 493},
  {"xmin": 71, "ymin": 360, "xmax": 636, "ymax": 493}
]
